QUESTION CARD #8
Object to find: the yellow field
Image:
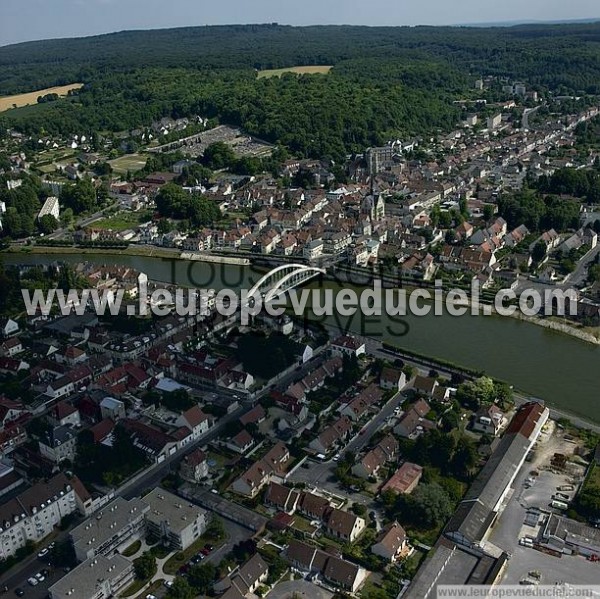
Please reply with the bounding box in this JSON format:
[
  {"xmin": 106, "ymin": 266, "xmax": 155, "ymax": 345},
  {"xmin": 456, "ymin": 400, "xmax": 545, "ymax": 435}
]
[
  {"xmin": 0, "ymin": 83, "xmax": 84, "ymax": 112},
  {"xmin": 257, "ymin": 65, "xmax": 333, "ymax": 79}
]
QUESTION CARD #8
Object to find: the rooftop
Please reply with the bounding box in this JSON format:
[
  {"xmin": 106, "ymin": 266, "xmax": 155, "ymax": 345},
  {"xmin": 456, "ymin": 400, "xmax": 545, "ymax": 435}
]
[
  {"xmin": 70, "ymin": 497, "xmax": 149, "ymax": 555},
  {"xmin": 48, "ymin": 554, "xmax": 131, "ymax": 599},
  {"xmin": 143, "ymin": 488, "xmax": 206, "ymax": 534}
]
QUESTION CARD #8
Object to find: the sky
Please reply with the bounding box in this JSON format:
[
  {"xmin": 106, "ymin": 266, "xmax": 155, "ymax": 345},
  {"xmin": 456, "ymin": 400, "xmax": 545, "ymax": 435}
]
[{"xmin": 1, "ymin": 0, "xmax": 600, "ymax": 46}]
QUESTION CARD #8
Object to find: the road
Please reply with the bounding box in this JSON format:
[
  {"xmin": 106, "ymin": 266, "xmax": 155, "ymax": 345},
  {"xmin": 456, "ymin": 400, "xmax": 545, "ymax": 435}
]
[
  {"xmin": 522, "ymin": 106, "xmax": 540, "ymax": 130},
  {"xmin": 562, "ymin": 244, "xmax": 600, "ymax": 287},
  {"xmin": 121, "ymin": 403, "xmax": 246, "ymax": 500},
  {"xmin": 288, "ymin": 388, "xmax": 406, "ymax": 508},
  {"xmin": 0, "ymin": 402, "xmax": 247, "ymax": 596},
  {"xmin": 45, "ymin": 202, "xmax": 119, "ymax": 241}
]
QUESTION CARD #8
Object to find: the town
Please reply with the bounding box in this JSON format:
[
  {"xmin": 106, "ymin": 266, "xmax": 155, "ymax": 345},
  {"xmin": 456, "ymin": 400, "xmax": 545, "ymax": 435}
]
[
  {"xmin": 0, "ymin": 256, "xmax": 599, "ymax": 598},
  {"xmin": 2, "ymin": 79, "xmax": 600, "ymax": 336}
]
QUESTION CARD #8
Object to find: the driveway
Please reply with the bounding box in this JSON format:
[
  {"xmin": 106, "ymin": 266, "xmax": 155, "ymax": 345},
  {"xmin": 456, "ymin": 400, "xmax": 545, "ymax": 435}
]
[{"xmin": 267, "ymin": 579, "xmax": 334, "ymax": 599}]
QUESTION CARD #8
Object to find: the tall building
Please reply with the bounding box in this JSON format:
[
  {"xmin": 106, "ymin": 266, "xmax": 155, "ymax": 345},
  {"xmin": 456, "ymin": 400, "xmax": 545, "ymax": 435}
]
[
  {"xmin": 38, "ymin": 196, "xmax": 60, "ymax": 221},
  {"xmin": 143, "ymin": 488, "xmax": 207, "ymax": 550},
  {"xmin": 366, "ymin": 146, "xmax": 394, "ymax": 175},
  {"xmin": 49, "ymin": 554, "xmax": 134, "ymax": 599},
  {"xmin": 487, "ymin": 114, "xmax": 502, "ymax": 131},
  {"xmin": 0, "ymin": 473, "xmax": 87, "ymax": 560},
  {"xmin": 70, "ymin": 497, "xmax": 149, "ymax": 562}
]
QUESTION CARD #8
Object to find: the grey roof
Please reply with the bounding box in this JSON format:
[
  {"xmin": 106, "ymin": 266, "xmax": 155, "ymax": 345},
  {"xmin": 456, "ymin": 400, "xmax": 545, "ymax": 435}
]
[
  {"xmin": 48, "ymin": 554, "xmax": 131, "ymax": 599},
  {"xmin": 143, "ymin": 488, "xmax": 206, "ymax": 534},
  {"xmin": 99, "ymin": 397, "xmax": 124, "ymax": 410},
  {"xmin": 404, "ymin": 540, "xmax": 507, "ymax": 599},
  {"xmin": 463, "ymin": 432, "xmax": 530, "ymax": 508},
  {"xmin": 445, "ymin": 431, "xmax": 531, "ymax": 545},
  {"xmin": 70, "ymin": 496, "xmax": 149, "ymax": 555},
  {"xmin": 445, "ymin": 500, "xmax": 495, "ymax": 545},
  {"xmin": 545, "ymin": 514, "xmax": 600, "ymax": 549}
]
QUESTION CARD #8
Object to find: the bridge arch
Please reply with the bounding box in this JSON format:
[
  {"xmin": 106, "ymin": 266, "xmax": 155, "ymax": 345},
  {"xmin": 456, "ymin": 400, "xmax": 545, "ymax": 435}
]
[{"xmin": 248, "ymin": 264, "xmax": 326, "ymax": 301}]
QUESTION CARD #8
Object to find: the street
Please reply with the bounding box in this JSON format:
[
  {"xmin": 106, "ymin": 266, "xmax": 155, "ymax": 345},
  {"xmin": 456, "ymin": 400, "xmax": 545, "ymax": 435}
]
[
  {"xmin": 0, "ymin": 402, "xmax": 247, "ymax": 595},
  {"xmin": 288, "ymin": 388, "xmax": 406, "ymax": 508}
]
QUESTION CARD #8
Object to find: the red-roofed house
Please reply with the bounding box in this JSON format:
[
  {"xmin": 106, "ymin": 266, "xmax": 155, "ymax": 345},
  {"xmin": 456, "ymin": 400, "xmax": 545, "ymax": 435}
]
[
  {"xmin": 381, "ymin": 462, "xmax": 423, "ymax": 495},
  {"xmin": 89, "ymin": 418, "xmax": 115, "ymax": 445},
  {"xmin": 176, "ymin": 406, "xmax": 210, "ymax": 441},
  {"xmin": 0, "ymin": 398, "xmax": 28, "ymax": 431},
  {"xmin": 48, "ymin": 401, "xmax": 80, "ymax": 428},
  {"xmin": 226, "ymin": 429, "xmax": 255, "ymax": 454},
  {"xmin": 331, "ymin": 336, "xmax": 366, "ymax": 358},
  {"xmin": 371, "ymin": 522, "xmax": 410, "ymax": 562},
  {"xmin": 180, "ymin": 448, "xmax": 209, "ymax": 482}
]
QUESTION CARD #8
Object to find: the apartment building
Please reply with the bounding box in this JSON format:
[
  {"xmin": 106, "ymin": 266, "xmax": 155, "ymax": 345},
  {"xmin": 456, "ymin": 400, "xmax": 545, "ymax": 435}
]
[
  {"xmin": 49, "ymin": 554, "xmax": 134, "ymax": 599},
  {"xmin": 143, "ymin": 488, "xmax": 207, "ymax": 551},
  {"xmin": 0, "ymin": 473, "xmax": 86, "ymax": 560},
  {"xmin": 70, "ymin": 497, "xmax": 149, "ymax": 562}
]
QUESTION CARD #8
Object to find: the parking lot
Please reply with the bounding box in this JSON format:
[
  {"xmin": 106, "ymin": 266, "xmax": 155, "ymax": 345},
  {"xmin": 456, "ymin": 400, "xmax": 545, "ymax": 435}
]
[{"xmin": 487, "ymin": 421, "xmax": 599, "ymax": 586}]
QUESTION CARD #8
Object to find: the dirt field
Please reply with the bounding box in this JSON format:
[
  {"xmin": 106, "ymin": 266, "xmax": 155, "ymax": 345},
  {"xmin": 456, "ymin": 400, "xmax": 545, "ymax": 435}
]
[
  {"xmin": 0, "ymin": 83, "xmax": 84, "ymax": 112},
  {"xmin": 257, "ymin": 65, "xmax": 333, "ymax": 78}
]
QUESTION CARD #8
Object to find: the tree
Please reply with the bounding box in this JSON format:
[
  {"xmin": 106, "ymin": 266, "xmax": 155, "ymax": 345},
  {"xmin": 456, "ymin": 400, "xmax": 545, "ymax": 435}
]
[
  {"xmin": 61, "ymin": 179, "xmax": 97, "ymax": 214},
  {"xmin": 202, "ymin": 142, "xmax": 236, "ymax": 170},
  {"xmin": 133, "ymin": 552, "xmax": 156, "ymax": 580},
  {"xmin": 157, "ymin": 219, "xmax": 173, "ymax": 234},
  {"xmin": 60, "ymin": 207, "xmax": 74, "ymax": 228},
  {"xmin": 409, "ymin": 482, "xmax": 454, "ymax": 529},
  {"xmin": 167, "ymin": 577, "xmax": 195, "ymax": 599},
  {"xmin": 531, "ymin": 241, "xmax": 547, "ymax": 264},
  {"xmin": 38, "ymin": 214, "xmax": 58, "ymax": 234},
  {"xmin": 455, "ymin": 376, "xmax": 495, "ymax": 410},
  {"xmin": 206, "ymin": 517, "xmax": 225, "ymax": 540},
  {"xmin": 451, "ymin": 437, "xmax": 478, "ymax": 478},
  {"xmin": 589, "ymin": 264, "xmax": 600, "ymax": 284},
  {"xmin": 483, "ymin": 204, "xmax": 495, "ymax": 223},
  {"xmin": 188, "ymin": 563, "xmax": 216, "ymax": 593}
]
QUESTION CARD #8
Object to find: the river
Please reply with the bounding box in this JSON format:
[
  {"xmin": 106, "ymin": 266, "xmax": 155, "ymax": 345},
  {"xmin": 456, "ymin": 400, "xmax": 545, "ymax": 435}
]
[{"xmin": 5, "ymin": 252, "xmax": 600, "ymax": 424}]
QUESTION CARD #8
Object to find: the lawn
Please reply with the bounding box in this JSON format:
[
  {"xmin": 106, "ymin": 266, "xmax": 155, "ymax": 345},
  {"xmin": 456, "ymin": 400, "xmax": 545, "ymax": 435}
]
[
  {"xmin": 108, "ymin": 153, "xmax": 148, "ymax": 175},
  {"xmin": 0, "ymin": 83, "xmax": 83, "ymax": 112},
  {"xmin": 92, "ymin": 212, "xmax": 144, "ymax": 231},
  {"xmin": 122, "ymin": 577, "xmax": 163, "ymax": 598},
  {"xmin": 122, "ymin": 540, "xmax": 142, "ymax": 557},
  {"xmin": 257, "ymin": 65, "xmax": 333, "ymax": 78}
]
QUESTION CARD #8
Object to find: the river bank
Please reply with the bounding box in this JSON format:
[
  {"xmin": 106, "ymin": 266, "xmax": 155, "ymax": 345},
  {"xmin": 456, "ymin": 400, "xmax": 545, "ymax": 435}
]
[
  {"xmin": 7, "ymin": 245, "xmax": 599, "ymax": 347},
  {"xmin": 3, "ymin": 250, "xmax": 599, "ymax": 422},
  {"xmin": 331, "ymin": 264, "xmax": 600, "ymax": 347},
  {"xmin": 6, "ymin": 244, "xmax": 181, "ymax": 259}
]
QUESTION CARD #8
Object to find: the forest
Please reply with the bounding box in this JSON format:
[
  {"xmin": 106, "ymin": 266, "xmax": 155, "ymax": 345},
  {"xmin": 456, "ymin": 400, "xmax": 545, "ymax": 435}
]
[
  {"xmin": 2, "ymin": 23, "xmax": 600, "ymax": 161},
  {"xmin": 2, "ymin": 23, "xmax": 600, "ymax": 94}
]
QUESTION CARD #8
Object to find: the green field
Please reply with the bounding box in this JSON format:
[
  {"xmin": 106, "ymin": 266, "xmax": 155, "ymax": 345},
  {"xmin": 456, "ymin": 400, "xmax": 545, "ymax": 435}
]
[
  {"xmin": 108, "ymin": 153, "xmax": 147, "ymax": 175},
  {"xmin": 257, "ymin": 65, "xmax": 333, "ymax": 78},
  {"xmin": 92, "ymin": 212, "xmax": 145, "ymax": 231}
]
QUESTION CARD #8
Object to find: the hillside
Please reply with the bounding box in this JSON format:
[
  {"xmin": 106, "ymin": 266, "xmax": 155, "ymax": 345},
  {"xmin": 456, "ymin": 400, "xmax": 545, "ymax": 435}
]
[{"xmin": 2, "ymin": 23, "xmax": 600, "ymax": 94}]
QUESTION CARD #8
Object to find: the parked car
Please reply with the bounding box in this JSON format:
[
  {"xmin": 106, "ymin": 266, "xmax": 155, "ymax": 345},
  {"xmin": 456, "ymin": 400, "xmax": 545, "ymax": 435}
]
[
  {"xmin": 37, "ymin": 548, "xmax": 49, "ymax": 558},
  {"xmin": 35, "ymin": 572, "xmax": 45, "ymax": 582},
  {"xmin": 14, "ymin": 589, "xmax": 24, "ymax": 597},
  {"xmin": 27, "ymin": 577, "xmax": 38, "ymax": 586}
]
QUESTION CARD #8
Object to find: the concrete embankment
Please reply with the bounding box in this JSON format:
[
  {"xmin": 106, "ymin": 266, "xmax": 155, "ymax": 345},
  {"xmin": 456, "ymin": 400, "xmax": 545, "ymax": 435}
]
[{"xmin": 179, "ymin": 252, "xmax": 250, "ymax": 265}]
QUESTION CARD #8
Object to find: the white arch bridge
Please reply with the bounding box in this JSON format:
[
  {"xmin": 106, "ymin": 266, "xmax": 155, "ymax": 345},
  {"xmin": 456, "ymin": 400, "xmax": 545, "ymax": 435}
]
[{"xmin": 247, "ymin": 264, "xmax": 326, "ymax": 304}]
